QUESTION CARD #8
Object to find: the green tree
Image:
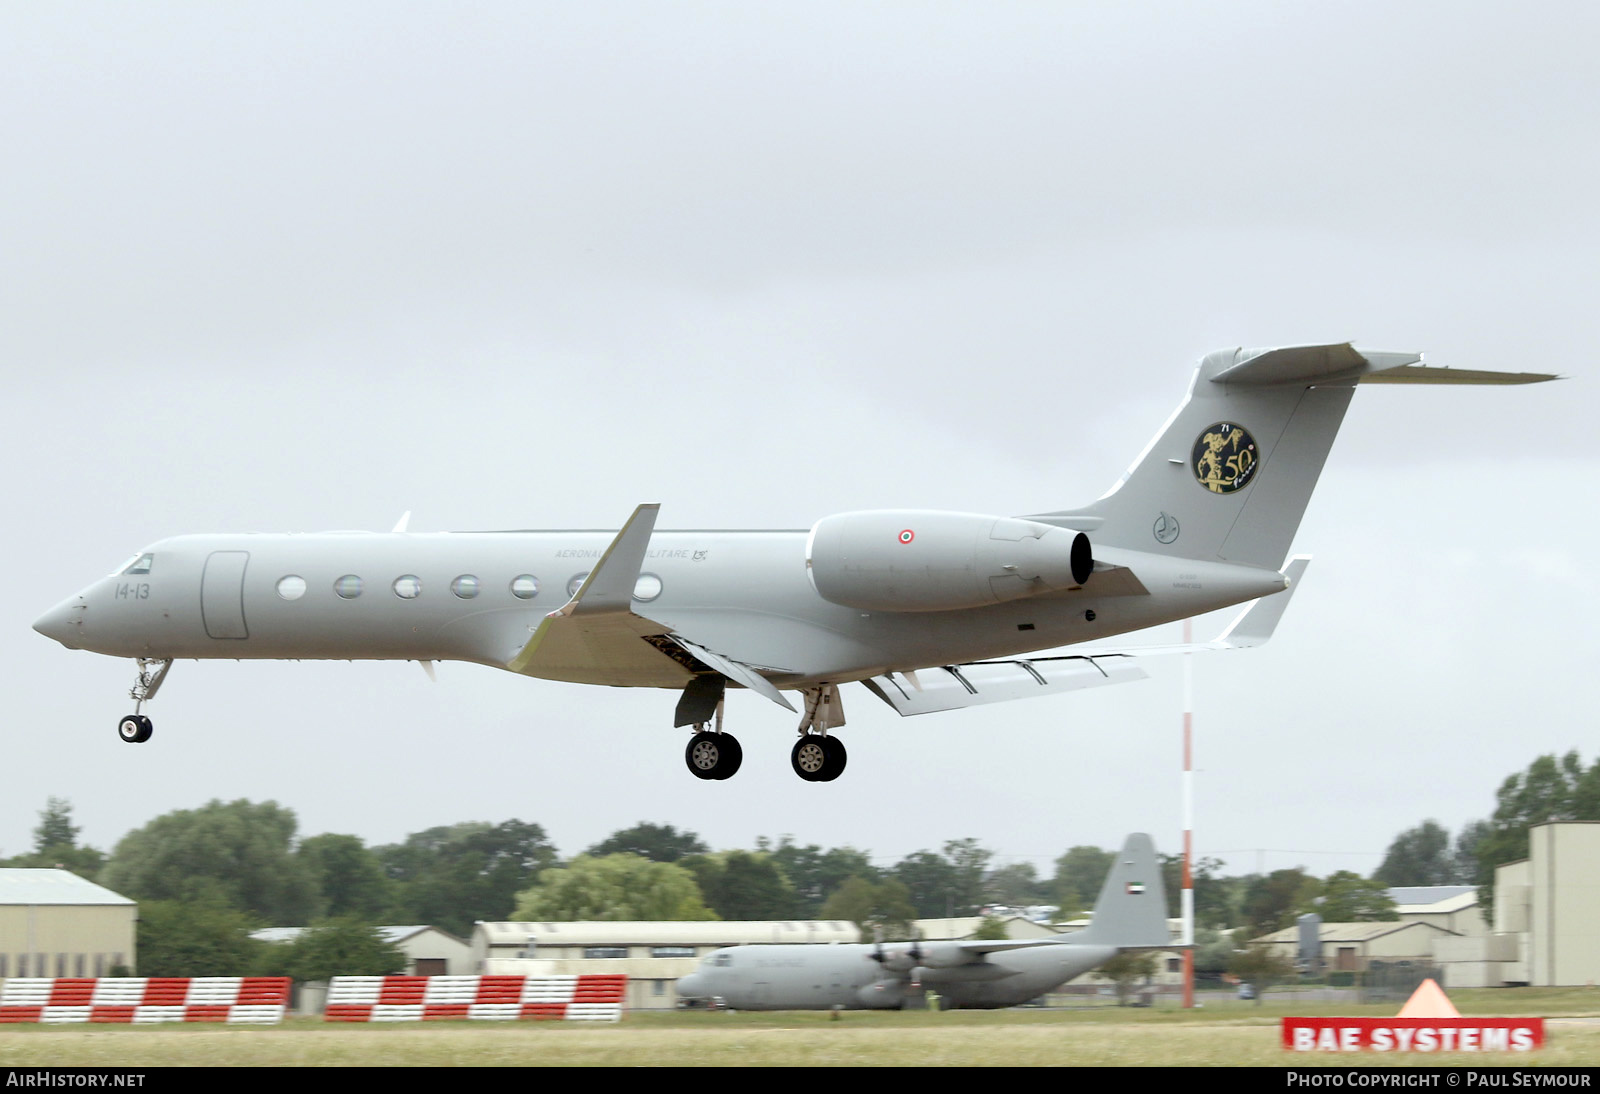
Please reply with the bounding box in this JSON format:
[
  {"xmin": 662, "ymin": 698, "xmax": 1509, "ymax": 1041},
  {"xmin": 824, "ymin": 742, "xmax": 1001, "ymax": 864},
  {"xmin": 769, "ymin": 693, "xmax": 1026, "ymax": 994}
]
[
  {"xmin": 136, "ymin": 895, "xmax": 263, "ymax": 977},
  {"xmin": 818, "ymin": 876, "xmax": 915, "ymax": 940},
  {"xmin": 1316, "ymin": 871, "xmax": 1398, "ymax": 922},
  {"xmin": 1158, "ymin": 853, "xmax": 1231, "ymax": 926},
  {"xmin": 942, "ymin": 838, "xmax": 993, "ymax": 917},
  {"xmin": 985, "ymin": 862, "xmax": 1044, "ymax": 909},
  {"xmin": 971, "ymin": 914, "xmax": 1010, "ymax": 940},
  {"xmin": 282, "ymin": 920, "xmax": 407, "ymax": 982},
  {"xmin": 297, "ymin": 834, "xmax": 393, "ymax": 921},
  {"xmin": 1051, "ymin": 846, "xmax": 1114, "ymax": 919},
  {"xmin": 585, "ymin": 822, "xmax": 708, "ymax": 863},
  {"xmin": 101, "ymin": 799, "xmax": 316, "ymax": 924},
  {"xmin": 1193, "ymin": 927, "xmax": 1236, "ymax": 976},
  {"xmin": 1096, "ymin": 951, "xmax": 1158, "ymax": 1004},
  {"xmin": 378, "ymin": 819, "xmax": 559, "ymax": 936},
  {"xmin": 1374, "ymin": 820, "xmax": 1456, "ymax": 886},
  {"xmin": 683, "ymin": 850, "xmax": 798, "ymax": 920},
  {"xmin": 892, "ymin": 850, "xmax": 959, "ymax": 919},
  {"xmin": 1227, "ymin": 944, "xmax": 1296, "ymax": 1003},
  {"xmin": 34, "ymin": 796, "xmax": 80, "ymax": 851},
  {"xmin": 514, "ymin": 854, "xmax": 716, "ymax": 921},
  {"xmin": 1241, "ymin": 868, "xmax": 1319, "ymax": 937},
  {"xmin": 768, "ymin": 838, "xmax": 880, "ymax": 917},
  {"xmin": 2, "ymin": 798, "xmax": 106, "ymax": 880},
  {"xmin": 1474, "ymin": 752, "xmax": 1600, "ymax": 915},
  {"xmin": 1453, "ymin": 819, "xmax": 1491, "ymax": 887}
]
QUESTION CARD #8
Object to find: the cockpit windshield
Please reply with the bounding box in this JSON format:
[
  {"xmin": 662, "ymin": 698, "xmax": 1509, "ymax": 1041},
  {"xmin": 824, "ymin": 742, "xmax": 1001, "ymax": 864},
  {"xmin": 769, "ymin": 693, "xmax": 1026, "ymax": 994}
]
[{"xmin": 117, "ymin": 553, "xmax": 154, "ymax": 576}]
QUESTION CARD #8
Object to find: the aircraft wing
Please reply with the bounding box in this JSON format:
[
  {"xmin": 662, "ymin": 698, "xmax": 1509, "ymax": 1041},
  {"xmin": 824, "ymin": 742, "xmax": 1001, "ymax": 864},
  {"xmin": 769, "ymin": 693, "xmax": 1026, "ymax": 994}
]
[
  {"xmin": 861, "ymin": 557, "xmax": 1309, "ymax": 716},
  {"xmin": 505, "ymin": 505, "xmax": 797, "ymax": 707}
]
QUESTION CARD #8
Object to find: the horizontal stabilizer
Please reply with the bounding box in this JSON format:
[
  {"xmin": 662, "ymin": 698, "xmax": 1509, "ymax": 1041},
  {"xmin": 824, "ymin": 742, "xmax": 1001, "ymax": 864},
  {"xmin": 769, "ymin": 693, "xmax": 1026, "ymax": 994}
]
[
  {"xmin": 862, "ymin": 655, "xmax": 1146, "ymax": 717},
  {"xmin": 1213, "ymin": 556, "xmax": 1309, "ymax": 648},
  {"xmin": 1208, "ymin": 343, "xmax": 1560, "ymax": 388},
  {"xmin": 1359, "ymin": 363, "xmax": 1560, "ymax": 384}
]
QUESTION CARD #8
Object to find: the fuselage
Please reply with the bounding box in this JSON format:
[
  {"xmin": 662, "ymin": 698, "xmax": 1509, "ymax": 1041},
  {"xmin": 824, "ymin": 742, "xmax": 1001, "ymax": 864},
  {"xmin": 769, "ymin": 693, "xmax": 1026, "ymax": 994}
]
[
  {"xmin": 33, "ymin": 528, "xmax": 1286, "ymax": 688},
  {"xmin": 674, "ymin": 939, "xmax": 1119, "ymax": 1010}
]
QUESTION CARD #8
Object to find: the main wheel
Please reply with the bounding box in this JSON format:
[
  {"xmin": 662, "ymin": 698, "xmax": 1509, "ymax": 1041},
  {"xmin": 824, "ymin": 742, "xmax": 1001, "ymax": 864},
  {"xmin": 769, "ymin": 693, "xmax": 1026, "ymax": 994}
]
[
  {"xmin": 686, "ymin": 732, "xmax": 741, "ymax": 780},
  {"xmin": 712, "ymin": 734, "xmax": 742, "ymax": 780},
  {"xmin": 815, "ymin": 735, "xmax": 847, "ymax": 782},
  {"xmin": 118, "ymin": 714, "xmax": 153, "ymax": 744},
  {"xmin": 791, "ymin": 736, "xmax": 828, "ymax": 781}
]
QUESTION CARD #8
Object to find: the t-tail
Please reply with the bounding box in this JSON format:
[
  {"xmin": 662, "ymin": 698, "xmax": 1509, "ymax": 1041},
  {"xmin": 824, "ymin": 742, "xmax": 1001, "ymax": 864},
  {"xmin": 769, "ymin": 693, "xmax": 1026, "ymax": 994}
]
[
  {"xmin": 1068, "ymin": 832, "xmax": 1170, "ymax": 949},
  {"xmin": 1033, "ymin": 343, "xmax": 1555, "ymax": 570}
]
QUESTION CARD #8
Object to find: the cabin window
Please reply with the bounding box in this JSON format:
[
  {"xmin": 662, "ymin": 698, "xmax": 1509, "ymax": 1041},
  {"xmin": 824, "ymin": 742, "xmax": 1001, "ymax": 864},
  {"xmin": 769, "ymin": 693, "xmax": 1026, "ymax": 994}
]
[
  {"xmin": 120, "ymin": 553, "xmax": 154, "ymax": 575},
  {"xmin": 567, "ymin": 573, "xmax": 589, "ymax": 598},
  {"xmin": 633, "ymin": 573, "xmax": 663, "ymax": 602},
  {"xmin": 276, "ymin": 576, "xmax": 307, "ymax": 601},
  {"xmin": 335, "ymin": 575, "xmax": 363, "ymax": 599},
  {"xmin": 393, "ymin": 575, "xmax": 422, "ymax": 599},
  {"xmin": 510, "ymin": 575, "xmax": 539, "ymax": 600},
  {"xmin": 451, "ymin": 575, "xmax": 481, "ymax": 599}
]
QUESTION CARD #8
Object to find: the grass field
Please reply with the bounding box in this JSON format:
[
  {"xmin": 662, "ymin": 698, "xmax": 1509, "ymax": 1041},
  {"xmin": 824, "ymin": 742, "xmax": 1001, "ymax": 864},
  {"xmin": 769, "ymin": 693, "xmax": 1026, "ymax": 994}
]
[{"xmin": 3, "ymin": 989, "xmax": 1599, "ymax": 1067}]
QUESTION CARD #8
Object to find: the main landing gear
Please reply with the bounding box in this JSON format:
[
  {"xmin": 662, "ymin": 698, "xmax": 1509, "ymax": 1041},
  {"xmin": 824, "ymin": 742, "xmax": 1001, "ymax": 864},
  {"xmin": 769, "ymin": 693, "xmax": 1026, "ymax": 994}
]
[
  {"xmin": 790, "ymin": 683, "xmax": 846, "ymax": 782},
  {"xmin": 679, "ymin": 675, "xmax": 742, "ymax": 780},
  {"xmin": 118, "ymin": 658, "xmax": 171, "ymax": 744},
  {"xmin": 675, "ymin": 677, "xmax": 850, "ymax": 782}
]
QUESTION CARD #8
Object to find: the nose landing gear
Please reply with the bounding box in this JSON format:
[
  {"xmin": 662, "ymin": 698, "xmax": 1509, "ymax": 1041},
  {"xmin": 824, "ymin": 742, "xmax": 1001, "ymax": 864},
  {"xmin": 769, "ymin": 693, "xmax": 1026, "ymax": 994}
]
[{"xmin": 118, "ymin": 658, "xmax": 171, "ymax": 744}]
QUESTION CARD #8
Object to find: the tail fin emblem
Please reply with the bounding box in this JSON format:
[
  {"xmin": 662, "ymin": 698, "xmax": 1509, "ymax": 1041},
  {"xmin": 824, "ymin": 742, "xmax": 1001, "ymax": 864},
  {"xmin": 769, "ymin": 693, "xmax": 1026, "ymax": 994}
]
[{"xmin": 1193, "ymin": 423, "xmax": 1259, "ymax": 494}]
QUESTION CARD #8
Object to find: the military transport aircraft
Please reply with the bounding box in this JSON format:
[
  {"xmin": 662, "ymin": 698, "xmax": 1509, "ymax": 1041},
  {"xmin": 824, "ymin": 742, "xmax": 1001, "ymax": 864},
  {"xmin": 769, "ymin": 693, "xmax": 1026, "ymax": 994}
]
[
  {"xmin": 674, "ymin": 832, "xmax": 1169, "ymax": 1010},
  {"xmin": 33, "ymin": 343, "xmax": 1552, "ymax": 781}
]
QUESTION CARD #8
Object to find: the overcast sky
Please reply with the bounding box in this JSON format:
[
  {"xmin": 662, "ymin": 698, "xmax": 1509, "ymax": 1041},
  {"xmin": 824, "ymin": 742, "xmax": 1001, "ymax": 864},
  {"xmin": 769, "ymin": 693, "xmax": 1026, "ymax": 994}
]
[{"xmin": 3, "ymin": 2, "xmax": 1593, "ymax": 887}]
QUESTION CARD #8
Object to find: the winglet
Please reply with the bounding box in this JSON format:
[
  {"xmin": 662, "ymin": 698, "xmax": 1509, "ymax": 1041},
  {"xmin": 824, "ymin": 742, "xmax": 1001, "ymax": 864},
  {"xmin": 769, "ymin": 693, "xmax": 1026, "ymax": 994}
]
[
  {"xmin": 555, "ymin": 503, "xmax": 661, "ymax": 617},
  {"xmin": 1213, "ymin": 556, "xmax": 1310, "ymax": 649},
  {"xmin": 508, "ymin": 504, "xmax": 663, "ymax": 675}
]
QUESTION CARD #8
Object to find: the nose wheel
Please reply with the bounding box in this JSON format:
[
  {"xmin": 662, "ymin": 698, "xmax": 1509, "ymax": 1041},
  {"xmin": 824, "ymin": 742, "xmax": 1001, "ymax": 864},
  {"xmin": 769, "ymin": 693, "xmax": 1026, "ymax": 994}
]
[
  {"xmin": 791, "ymin": 734, "xmax": 846, "ymax": 782},
  {"xmin": 118, "ymin": 714, "xmax": 153, "ymax": 744},
  {"xmin": 116, "ymin": 658, "xmax": 171, "ymax": 744}
]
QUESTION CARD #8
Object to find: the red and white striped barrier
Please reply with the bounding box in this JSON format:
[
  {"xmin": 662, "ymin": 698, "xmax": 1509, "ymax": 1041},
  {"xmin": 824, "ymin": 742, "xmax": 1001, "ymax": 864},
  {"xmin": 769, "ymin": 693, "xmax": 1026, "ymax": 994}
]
[
  {"xmin": 0, "ymin": 977, "xmax": 291, "ymax": 1024},
  {"xmin": 324, "ymin": 975, "xmax": 626, "ymax": 1022}
]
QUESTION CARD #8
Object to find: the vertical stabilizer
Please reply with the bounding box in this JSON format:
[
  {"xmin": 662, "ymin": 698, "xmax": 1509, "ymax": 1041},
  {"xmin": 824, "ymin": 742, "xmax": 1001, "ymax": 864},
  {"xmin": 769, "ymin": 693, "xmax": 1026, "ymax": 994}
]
[
  {"xmin": 1032, "ymin": 344, "xmax": 1554, "ymax": 571},
  {"xmin": 1069, "ymin": 832, "xmax": 1169, "ymax": 948}
]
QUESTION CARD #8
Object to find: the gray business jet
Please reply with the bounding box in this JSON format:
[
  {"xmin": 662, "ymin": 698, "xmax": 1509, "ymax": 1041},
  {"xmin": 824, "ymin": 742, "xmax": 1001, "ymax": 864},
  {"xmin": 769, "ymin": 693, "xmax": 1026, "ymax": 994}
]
[
  {"xmin": 675, "ymin": 832, "xmax": 1169, "ymax": 1010},
  {"xmin": 33, "ymin": 343, "xmax": 1552, "ymax": 780}
]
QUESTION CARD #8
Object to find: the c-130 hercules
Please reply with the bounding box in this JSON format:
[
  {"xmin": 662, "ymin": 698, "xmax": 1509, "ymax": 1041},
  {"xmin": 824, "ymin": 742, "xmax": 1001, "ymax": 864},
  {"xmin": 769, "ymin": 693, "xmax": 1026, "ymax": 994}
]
[{"xmin": 33, "ymin": 344, "xmax": 1552, "ymax": 781}]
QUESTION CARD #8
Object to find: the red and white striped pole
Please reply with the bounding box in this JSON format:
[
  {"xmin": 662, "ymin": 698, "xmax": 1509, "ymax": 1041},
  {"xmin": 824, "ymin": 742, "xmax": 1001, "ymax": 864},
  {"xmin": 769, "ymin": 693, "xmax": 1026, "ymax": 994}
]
[{"xmin": 1181, "ymin": 616, "xmax": 1195, "ymax": 1009}]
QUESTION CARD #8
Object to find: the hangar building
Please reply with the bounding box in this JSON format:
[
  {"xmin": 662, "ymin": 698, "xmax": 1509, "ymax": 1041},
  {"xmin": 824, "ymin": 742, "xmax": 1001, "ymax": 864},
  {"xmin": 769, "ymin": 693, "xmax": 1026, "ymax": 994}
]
[{"xmin": 0, "ymin": 869, "xmax": 136, "ymax": 979}]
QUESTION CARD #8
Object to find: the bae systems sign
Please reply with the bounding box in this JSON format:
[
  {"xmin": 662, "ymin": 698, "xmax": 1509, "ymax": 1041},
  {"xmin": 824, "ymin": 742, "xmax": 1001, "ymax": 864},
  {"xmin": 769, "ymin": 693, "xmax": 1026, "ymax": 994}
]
[{"xmin": 1282, "ymin": 1017, "xmax": 1545, "ymax": 1053}]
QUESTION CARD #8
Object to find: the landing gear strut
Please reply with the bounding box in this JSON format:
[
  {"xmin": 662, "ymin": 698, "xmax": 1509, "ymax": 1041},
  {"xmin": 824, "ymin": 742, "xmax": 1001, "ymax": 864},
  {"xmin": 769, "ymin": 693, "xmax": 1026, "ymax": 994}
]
[
  {"xmin": 792, "ymin": 683, "xmax": 847, "ymax": 782},
  {"xmin": 118, "ymin": 658, "xmax": 171, "ymax": 745}
]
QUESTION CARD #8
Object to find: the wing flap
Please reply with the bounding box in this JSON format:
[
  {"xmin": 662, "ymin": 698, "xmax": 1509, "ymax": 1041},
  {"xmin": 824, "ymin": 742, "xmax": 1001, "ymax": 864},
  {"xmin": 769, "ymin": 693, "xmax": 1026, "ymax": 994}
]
[{"xmin": 862, "ymin": 655, "xmax": 1147, "ymax": 716}]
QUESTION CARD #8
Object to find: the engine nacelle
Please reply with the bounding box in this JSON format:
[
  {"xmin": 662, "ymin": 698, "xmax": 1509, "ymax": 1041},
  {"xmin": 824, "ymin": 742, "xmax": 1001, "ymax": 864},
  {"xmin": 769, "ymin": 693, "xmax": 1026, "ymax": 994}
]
[
  {"xmin": 875, "ymin": 940, "xmax": 971, "ymax": 972},
  {"xmin": 806, "ymin": 510, "xmax": 1091, "ymax": 613}
]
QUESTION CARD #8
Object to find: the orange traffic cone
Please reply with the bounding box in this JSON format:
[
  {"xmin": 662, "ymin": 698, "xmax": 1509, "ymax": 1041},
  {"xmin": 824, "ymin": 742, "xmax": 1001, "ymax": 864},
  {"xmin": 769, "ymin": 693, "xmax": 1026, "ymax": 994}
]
[{"xmin": 1395, "ymin": 978, "xmax": 1460, "ymax": 1019}]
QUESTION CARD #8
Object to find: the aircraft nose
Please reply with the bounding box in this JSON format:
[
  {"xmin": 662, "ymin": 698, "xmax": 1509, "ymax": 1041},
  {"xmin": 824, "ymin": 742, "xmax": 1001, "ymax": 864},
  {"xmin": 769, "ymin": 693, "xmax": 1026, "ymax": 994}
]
[
  {"xmin": 33, "ymin": 596, "xmax": 86, "ymax": 648},
  {"xmin": 675, "ymin": 973, "xmax": 706, "ymax": 999}
]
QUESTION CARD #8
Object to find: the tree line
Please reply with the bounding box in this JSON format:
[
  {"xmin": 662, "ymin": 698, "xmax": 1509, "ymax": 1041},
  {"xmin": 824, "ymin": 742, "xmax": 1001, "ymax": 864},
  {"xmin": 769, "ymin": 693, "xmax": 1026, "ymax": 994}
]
[{"xmin": 3, "ymin": 749, "xmax": 1589, "ymax": 975}]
